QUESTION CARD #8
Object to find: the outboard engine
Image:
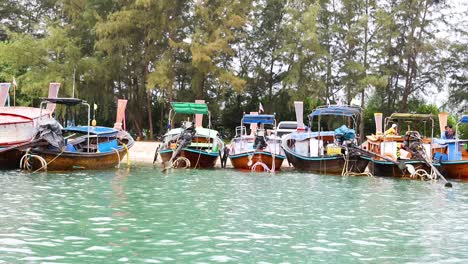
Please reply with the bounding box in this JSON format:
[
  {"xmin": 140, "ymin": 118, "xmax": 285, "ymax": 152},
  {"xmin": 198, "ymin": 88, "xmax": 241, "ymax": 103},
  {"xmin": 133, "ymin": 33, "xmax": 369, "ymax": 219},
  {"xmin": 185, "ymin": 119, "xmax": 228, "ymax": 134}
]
[
  {"xmin": 178, "ymin": 122, "xmax": 196, "ymax": 148},
  {"xmin": 404, "ymin": 131, "xmax": 425, "ymax": 159}
]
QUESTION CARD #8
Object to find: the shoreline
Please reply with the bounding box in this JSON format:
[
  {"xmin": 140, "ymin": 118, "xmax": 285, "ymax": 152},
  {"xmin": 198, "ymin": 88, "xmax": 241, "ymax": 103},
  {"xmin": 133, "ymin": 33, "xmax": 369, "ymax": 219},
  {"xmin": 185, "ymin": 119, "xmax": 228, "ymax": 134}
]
[{"xmin": 128, "ymin": 141, "xmax": 290, "ymax": 169}]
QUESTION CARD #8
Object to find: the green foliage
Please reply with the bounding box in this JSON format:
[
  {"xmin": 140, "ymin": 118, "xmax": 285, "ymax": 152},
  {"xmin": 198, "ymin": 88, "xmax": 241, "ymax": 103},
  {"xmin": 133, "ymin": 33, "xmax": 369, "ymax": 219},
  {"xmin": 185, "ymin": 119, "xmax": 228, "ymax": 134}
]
[{"xmin": 0, "ymin": 27, "xmax": 80, "ymax": 105}]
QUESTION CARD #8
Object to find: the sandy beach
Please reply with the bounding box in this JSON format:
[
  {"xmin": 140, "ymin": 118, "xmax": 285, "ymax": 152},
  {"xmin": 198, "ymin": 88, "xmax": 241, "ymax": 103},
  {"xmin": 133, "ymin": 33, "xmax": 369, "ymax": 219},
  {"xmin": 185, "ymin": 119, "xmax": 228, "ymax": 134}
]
[{"xmin": 128, "ymin": 141, "xmax": 290, "ymax": 169}]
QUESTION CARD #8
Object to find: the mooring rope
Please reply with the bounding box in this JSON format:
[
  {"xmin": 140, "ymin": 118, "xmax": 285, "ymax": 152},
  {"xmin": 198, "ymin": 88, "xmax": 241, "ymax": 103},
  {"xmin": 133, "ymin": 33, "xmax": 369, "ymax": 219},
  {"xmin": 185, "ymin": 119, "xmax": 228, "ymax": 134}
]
[
  {"xmin": 251, "ymin": 161, "xmax": 272, "ymax": 173},
  {"xmin": 173, "ymin": 156, "xmax": 191, "ymax": 169},
  {"xmin": 20, "ymin": 149, "xmax": 65, "ymax": 173},
  {"xmin": 123, "ymin": 143, "xmax": 130, "ymax": 167},
  {"xmin": 341, "ymin": 147, "xmax": 373, "ymax": 177},
  {"xmin": 112, "ymin": 148, "xmax": 121, "ymax": 169}
]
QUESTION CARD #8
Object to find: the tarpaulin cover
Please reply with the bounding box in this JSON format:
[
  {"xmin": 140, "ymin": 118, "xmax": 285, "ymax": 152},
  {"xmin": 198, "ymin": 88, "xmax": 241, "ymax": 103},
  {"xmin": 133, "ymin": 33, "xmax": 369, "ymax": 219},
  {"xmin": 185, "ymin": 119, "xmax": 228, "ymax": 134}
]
[
  {"xmin": 63, "ymin": 126, "xmax": 118, "ymax": 137},
  {"xmin": 387, "ymin": 113, "xmax": 434, "ymax": 120},
  {"xmin": 460, "ymin": 115, "xmax": 468, "ymax": 124},
  {"xmin": 171, "ymin": 102, "xmax": 209, "ymax": 115},
  {"xmin": 334, "ymin": 125, "xmax": 356, "ymax": 140},
  {"xmin": 35, "ymin": 118, "xmax": 64, "ymax": 149},
  {"xmin": 242, "ymin": 114, "xmax": 276, "ymax": 125},
  {"xmin": 309, "ymin": 105, "xmax": 361, "ymax": 117},
  {"xmin": 289, "ymin": 131, "xmax": 335, "ymax": 141}
]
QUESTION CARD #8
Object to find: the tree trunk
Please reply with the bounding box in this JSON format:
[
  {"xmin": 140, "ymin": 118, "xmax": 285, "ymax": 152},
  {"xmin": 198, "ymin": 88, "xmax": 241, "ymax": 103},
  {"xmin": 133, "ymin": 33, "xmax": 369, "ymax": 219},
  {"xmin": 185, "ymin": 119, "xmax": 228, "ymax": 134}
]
[
  {"xmin": 192, "ymin": 70, "xmax": 205, "ymax": 100},
  {"xmin": 359, "ymin": 0, "xmax": 369, "ymax": 144},
  {"xmin": 147, "ymin": 90, "xmax": 154, "ymax": 140}
]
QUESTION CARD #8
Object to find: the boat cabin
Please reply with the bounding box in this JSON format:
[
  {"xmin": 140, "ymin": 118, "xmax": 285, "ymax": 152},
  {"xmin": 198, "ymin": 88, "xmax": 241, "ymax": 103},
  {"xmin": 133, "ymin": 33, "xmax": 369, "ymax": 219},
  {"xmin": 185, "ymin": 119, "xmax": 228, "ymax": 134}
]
[
  {"xmin": 161, "ymin": 102, "xmax": 223, "ymax": 153},
  {"xmin": 63, "ymin": 126, "xmax": 121, "ymax": 153},
  {"xmin": 284, "ymin": 105, "xmax": 361, "ymax": 157},
  {"xmin": 366, "ymin": 113, "xmax": 435, "ymax": 160},
  {"xmin": 229, "ymin": 114, "xmax": 283, "ymax": 156}
]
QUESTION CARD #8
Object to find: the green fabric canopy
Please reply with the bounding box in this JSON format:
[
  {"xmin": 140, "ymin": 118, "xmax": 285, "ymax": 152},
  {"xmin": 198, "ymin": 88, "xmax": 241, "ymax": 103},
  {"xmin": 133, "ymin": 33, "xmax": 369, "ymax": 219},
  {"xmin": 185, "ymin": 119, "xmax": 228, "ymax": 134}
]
[
  {"xmin": 388, "ymin": 113, "xmax": 434, "ymax": 120},
  {"xmin": 171, "ymin": 102, "xmax": 209, "ymax": 115}
]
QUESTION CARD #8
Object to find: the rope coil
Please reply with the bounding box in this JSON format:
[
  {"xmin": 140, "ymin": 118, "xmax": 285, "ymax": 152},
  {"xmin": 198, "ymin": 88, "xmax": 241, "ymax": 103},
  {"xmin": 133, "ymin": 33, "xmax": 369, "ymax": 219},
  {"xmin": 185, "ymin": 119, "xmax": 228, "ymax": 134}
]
[
  {"xmin": 20, "ymin": 148, "xmax": 65, "ymax": 173},
  {"xmin": 251, "ymin": 161, "xmax": 272, "ymax": 173},
  {"xmin": 173, "ymin": 156, "xmax": 191, "ymax": 169}
]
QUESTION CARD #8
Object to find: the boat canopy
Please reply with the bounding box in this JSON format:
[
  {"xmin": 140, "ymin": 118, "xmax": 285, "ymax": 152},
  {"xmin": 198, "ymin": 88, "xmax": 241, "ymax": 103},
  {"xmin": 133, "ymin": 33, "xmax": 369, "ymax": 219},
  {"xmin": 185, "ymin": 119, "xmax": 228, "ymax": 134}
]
[
  {"xmin": 164, "ymin": 127, "xmax": 219, "ymax": 139},
  {"xmin": 459, "ymin": 115, "xmax": 468, "ymax": 124},
  {"xmin": 309, "ymin": 105, "xmax": 361, "ymax": 118},
  {"xmin": 171, "ymin": 102, "xmax": 209, "ymax": 115},
  {"xmin": 63, "ymin": 126, "xmax": 118, "ymax": 136},
  {"xmin": 41, "ymin": 97, "xmax": 86, "ymax": 105},
  {"xmin": 242, "ymin": 114, "xmax": 276, "ymax": 125},
  {"xmin": 387, "ymin": 113, "xmax": 434, "ymax": 120}
]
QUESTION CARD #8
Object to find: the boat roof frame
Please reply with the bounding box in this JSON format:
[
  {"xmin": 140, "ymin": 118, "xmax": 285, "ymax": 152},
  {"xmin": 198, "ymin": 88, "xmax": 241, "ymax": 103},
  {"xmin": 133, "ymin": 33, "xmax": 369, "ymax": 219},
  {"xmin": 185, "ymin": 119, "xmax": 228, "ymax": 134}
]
[
  {"xmin": 168, "ymin": 102, "xmax": 212, "ymax": 130},
  {"xmin": 383, "ymin": 112, "xmax": 434, "ymax": 139},
  {"xmin": 40, "ymin": 97, "xmax": 91, "ymax": 152},
  {"xmin": 238, "ymin": 113, "xmax": 277, "ymax": 138},
  {"xmin": 308, "ymin": 105, "xmax": 362, "ymax": 134}
]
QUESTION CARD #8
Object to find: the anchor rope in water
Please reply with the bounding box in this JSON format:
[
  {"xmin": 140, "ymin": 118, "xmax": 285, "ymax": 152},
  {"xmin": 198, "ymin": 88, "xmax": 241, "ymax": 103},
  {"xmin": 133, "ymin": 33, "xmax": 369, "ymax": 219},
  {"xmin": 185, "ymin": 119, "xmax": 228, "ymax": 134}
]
[
  {"xmin": 112, "ymin": 148, "xmax": 121, "ymax": 169},
  {"xmin": 123, "ymin": 143, "xmax": 130, "ymax": 167},
  {"xmin": 341, "ymin": 146, "xmax": 373, "ymax": 177}
]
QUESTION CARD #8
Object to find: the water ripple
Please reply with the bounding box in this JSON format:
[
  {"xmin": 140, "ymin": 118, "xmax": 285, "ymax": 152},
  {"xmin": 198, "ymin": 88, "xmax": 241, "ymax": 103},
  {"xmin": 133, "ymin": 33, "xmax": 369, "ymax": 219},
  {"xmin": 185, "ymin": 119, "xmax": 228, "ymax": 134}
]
[{"xmin": 0, "ymin": 167, "xmax": 467, "ymax": 263}]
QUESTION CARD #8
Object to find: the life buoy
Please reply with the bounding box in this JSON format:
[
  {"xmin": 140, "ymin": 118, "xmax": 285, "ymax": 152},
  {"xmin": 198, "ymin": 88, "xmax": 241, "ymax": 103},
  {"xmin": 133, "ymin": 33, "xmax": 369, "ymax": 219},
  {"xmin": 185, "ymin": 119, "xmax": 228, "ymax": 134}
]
[{"xmin": 383, "ymin": 152, "xmax": 397, "ymax": 161}]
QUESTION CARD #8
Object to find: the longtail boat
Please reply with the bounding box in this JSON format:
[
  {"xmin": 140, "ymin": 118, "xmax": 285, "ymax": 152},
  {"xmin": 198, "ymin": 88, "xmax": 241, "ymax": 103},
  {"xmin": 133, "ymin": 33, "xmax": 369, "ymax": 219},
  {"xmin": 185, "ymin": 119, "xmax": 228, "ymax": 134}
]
[
  {"xmin": 281, "ymin": 103, "xmax": 369, "ymax": 175},
  {"xmin": 0, "ymin": 83, "xmax": 60, "ymax": 169},
  {"xmin": 228, "ymin": 113, "xmax": 285, "ymax": 172},
  {"xmin": 433, "ymin": 115, "xmax": 468, "ymax": 179},
  {"xmin": 363, "ymin": 113, "xmax": 441, "ymax": 177},
  {"xmin": 24, "ymin": 97, "xmax": 134, "ymax": 171},
  {"xmin": 158, "ymin": 102, "xmax": 224, "ymax": 169}
]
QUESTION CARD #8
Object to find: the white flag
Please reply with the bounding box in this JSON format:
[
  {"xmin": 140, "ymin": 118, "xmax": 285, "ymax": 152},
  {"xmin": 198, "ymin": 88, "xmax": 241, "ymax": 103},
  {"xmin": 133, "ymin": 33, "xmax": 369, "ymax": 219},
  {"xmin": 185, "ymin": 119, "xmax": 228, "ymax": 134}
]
[
  {"xmin": 259, "ymin": 102, "xmax": 264, "ymax": 113},
  {"xmin": 12, "ymin": 77, "xmax": 17, "ymax": 87}
]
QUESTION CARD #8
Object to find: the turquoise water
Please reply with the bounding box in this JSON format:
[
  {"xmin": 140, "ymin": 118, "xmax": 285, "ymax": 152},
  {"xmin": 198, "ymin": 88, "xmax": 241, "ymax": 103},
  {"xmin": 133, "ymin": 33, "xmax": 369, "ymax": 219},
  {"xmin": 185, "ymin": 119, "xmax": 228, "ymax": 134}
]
[{"xmin": 0, "ymin": 167, "xmax": 467, "ymax": 263}]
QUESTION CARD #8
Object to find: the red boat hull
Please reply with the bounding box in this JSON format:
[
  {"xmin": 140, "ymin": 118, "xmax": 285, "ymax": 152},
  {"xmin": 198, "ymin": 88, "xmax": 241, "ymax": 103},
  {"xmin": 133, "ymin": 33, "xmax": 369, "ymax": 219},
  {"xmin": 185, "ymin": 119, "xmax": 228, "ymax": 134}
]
[{"xmin": 229, "ymin": 152, "xmax": 285, "ymax": 172}]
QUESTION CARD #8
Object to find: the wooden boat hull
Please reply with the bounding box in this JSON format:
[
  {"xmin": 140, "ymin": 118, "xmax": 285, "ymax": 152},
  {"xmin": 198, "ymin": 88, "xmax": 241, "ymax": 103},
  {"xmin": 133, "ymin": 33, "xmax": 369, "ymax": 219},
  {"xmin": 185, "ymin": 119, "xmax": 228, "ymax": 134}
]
[
  {"xmin": 284, "ymin": 149, "xmax": 369, "ymax": 174},
  {"xmin": 160, "ymin": 148, "xmax": 219, "ymax": 169},
  {"xmin": 28, "ymin": 147, "xmax": 130, "ymax": 171},
  {"xmin": 439, "ymin": 161, "xmax": 468, "ymax": 179},
  {"xmin": 365, "ymin": 157, "xmax": 432, "ymax": 177},
  {"xmin": 229, "ymin": 151, "xmax": 285, "ymax": 172},
  {"xmin": 0, "ymin": 148, "xmax": 23, "ymax": 170}
]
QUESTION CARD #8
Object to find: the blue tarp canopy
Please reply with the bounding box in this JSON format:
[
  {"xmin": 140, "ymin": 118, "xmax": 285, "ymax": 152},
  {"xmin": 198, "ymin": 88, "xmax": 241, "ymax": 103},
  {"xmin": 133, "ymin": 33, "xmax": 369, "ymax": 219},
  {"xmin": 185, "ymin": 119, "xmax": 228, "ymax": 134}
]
[
  {"xmin": 63, "ymin": 126, "xmax": 118, "ymax": 136},
  {"xmin": 309, "ymin": 105, "xmax": 361, "ymax": 117},
  {"xmin": 460, "ymin": 115, "xmax": 468, "ymax": 124},
  {"xmin": 242, "ymin": 114, "xmax": 276, "ymax": 124}
]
